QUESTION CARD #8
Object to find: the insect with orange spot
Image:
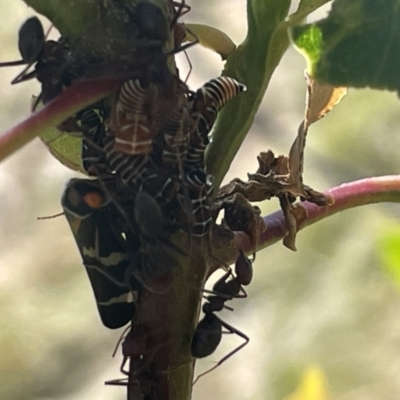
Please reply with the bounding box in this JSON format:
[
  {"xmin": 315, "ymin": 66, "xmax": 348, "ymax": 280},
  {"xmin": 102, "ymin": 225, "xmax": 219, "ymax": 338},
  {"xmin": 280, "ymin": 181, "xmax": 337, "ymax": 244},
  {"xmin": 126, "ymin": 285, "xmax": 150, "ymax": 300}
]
[{"xmin": 61, "ymin": 178, "xmax": 141, "ymax": 329}]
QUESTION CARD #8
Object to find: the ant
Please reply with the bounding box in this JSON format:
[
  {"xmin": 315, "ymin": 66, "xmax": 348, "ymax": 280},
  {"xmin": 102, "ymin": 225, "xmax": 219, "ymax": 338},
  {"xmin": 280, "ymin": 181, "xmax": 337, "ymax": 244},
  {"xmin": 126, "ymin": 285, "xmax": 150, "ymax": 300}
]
[
  {"xmin": 0, "ymin": 17, "xmax": 78, "ymax": 105},
  {"xmin": 105, "ymin": 324, "xmax": 167, "ymax": 392},
  {"xmin": 191, "ymin": 250, "xmax": 253, "ymax": 383},
  {"xmin": 105, "ymin": 325, "xmax": 147, "ymax": 387}
]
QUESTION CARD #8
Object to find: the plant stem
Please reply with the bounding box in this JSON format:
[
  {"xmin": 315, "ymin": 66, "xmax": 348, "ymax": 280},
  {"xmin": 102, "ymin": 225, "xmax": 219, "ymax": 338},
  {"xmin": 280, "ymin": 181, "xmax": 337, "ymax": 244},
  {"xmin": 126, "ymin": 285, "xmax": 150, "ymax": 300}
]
[
  {"xmin": 213, "ymin": 175, "xmax": 400, "ymax": 269},
  {"xmin": 0, "ymin": 78, "xmax": 123, "ymax": 162}
]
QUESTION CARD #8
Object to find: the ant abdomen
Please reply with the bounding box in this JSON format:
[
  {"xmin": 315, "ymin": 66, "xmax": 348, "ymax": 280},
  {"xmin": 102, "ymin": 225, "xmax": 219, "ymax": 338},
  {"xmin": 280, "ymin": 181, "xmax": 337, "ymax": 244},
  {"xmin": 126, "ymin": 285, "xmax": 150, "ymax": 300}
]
[
  {"xmin": 191, "ymin": 314, "xmax": 222, "ymax": 359},
  {"xmin": 235, "ymin": 250, "xmax": 253, "ymax": 286},
  {"xmin": 18, "ymin": 17, "xmax": 45, "ymax": 63}
]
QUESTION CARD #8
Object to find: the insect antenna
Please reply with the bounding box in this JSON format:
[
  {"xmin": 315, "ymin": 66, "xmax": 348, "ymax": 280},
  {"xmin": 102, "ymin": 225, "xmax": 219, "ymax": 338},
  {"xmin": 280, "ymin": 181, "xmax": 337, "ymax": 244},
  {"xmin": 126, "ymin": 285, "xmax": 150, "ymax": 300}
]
[{"xmin": 36, "ymin": 212, "xmax": 64, "ymax": 220}]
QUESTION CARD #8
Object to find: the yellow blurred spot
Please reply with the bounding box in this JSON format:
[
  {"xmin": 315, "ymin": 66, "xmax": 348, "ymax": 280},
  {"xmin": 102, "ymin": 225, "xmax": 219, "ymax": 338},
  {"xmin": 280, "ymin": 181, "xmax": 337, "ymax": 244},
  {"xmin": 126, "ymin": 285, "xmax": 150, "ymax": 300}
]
[{"xmin": 283, "ymin": 366, "xmax": 331, "ymax": 400}]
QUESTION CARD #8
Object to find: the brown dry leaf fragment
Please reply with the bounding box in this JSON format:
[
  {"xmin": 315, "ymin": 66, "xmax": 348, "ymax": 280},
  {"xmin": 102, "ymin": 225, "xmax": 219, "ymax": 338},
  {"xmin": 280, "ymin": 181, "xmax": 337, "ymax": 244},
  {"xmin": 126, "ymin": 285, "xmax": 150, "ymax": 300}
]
[
  {"xmin": 284, "ymin": 74, "xmax": 347, "ymax": 201},
  {"xmin": 280, "ymin": 195, "xmax": 308, "ymax": 251},
  {"xmin": 256, "ymin": 150, "xmax": 277, "ymax": 174},
  {"xmin": 216, "ymin": 176, "xmax": 279, "ymax": 203},
  {"xmin": 273, "ymin": 155, "xmax": 290, "ymax": 176},
  {"xmin": 184, "ymin": 23, "xmax": 236, "ymax": 60},
  {"xmin": 287, "ymin": 120, "xmax": 308, "ymax": 198},
  {"xmin": 256, "ymin": 151, "xmax": 289, "ymax": 176},
  {"xmin": 303, "ymin": 185, "xmax": 335, "ymax": 206},
  {"xmin": 304, "ymin": 72, "xmax": 348, "ymax": 126},
  {"xmin": 245, "ymin": 175, "xmax": 285, "ymax": 202}
]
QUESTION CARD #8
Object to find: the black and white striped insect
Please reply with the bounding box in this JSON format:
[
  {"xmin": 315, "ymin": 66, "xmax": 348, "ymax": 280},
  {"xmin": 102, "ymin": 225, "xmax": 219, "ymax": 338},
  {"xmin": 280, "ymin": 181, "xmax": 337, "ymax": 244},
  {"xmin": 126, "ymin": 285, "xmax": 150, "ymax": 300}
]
[
  {"xmin": 185, "ymin": 77, "xmax": 247, "ymax": 168},
  {"xmin": 61, "ymin": 178, "xmax": 140, "ymax": 329},
  {"xmin": 107, "ymin": 78, "xmax": 158, "ymax": 155},
  {"xmin": 78, "ymin": 104, "xmax": 151, "ymax": 190},
  {"xmin": 160, "ymin": 105, "xmax": 191, "ymax": 165},
  {"xmin": 183, "ymin": 168, "xmax": 214, "ymax": 236},
  {"xmin": 105, "ymin": 0, "xmax": 195, "ymax": 158}
]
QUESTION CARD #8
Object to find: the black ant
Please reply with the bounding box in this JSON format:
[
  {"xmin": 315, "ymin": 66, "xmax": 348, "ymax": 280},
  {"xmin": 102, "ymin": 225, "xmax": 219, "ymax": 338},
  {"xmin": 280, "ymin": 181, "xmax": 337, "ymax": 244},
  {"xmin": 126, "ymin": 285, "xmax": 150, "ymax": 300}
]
[
  {"xmin": 105, "ymin": 325, "xmax": 147, "ymax": 387},
  {"xmin": 105, "ymin": 324, "xmax": 167, "ymax": 391},
  {"xmin": 191, "ymin": 251, "xmax": 253, "ymax": 383},
  {"xmin": 0, "ymin": 17, "xmax": 79, "ymax": 105},
  {"xmin": 0, "ymin": 17, "xmax": 45, "ymax": 81}
]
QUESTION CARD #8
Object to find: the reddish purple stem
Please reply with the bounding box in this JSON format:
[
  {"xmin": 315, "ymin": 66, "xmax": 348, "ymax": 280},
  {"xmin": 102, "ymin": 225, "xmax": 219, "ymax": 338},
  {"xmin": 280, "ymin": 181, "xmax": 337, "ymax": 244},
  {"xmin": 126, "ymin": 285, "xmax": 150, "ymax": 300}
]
[
  {"xmin": 231, "ymin": 175, "xmax": 400, "ymax": 263},
  {"xmin": 0, "ymin": 78, "xmax": 125, "ymax": 162}
]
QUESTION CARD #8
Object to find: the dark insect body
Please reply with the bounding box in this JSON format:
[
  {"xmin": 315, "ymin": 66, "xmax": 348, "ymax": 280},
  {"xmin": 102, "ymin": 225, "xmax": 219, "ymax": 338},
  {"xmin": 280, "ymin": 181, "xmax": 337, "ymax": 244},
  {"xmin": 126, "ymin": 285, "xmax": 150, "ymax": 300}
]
[
  {"xmin": 17, "ymin": 16, "xmax": 45, "ymax": 65},
  {"xmin": 105, "ymin": 324, "xmax": 166, "ymax": 392},
  {"xmin": 59, "ymin": 1, "xmax": 199, "ymax": 200},
  {"xmin": 128, "ymin": 190, "xmax": 184, "ymax": 293},
  {"xmin": 106, "ymin": 325, "xmax": 147, "ymax": 387},
  {"xmin": 61, "ymin": 178, "xmax": 140, "ymax": 329},
  {"xmin": 62, "ymin": 176, "xmax": 184, "ymax": 304},
  {"xmin": 2, "ymin": 2, "xmax": 258, "ymax": 393},
  {"xmin": 0, "ymin": 17, "xmax": 45, "ymax": 76},
  {"xmin": 191, "ymin": 252, "xmax": 253, "ymax": 383},
  {"xmin": 0, "ymin": 17, "xmax": 81, "ymax": 106},
  {"xmin": 105, "ymin": 0, "xmax": 190, "ymax": 155}
]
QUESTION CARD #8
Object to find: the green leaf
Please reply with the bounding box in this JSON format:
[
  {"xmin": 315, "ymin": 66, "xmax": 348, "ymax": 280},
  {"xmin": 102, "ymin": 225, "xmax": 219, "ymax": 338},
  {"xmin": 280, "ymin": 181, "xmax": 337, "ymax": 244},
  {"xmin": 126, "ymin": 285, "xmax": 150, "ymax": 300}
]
[
  {"xmin": 206, "ymin": 0, "xmax": 330, "ymax": 190},
  {"xmin": 205, "ymin": 0, "xmax": 291, "ymax": 189},
  {"xmin": 40, "ymin": 129, "xmax": 85, "ymax": 174},
  {"xmin": 292, "ymin": 0, "xmax": 400, "ymax": 93},
  {"xmin": 378, "ymin": 224, "xmax": 400, "ymax": 289},
  {"xmin": 23, "ymin": 0, "xmax": 174, "ymax": 57}
]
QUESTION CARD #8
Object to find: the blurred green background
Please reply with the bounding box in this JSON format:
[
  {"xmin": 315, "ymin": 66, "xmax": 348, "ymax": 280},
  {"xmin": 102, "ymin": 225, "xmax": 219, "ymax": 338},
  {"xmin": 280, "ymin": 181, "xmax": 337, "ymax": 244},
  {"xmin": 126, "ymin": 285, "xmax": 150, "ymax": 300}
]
[{"xmin": 1, "ymin": 1, "xmax": 400, "ymax": 399}]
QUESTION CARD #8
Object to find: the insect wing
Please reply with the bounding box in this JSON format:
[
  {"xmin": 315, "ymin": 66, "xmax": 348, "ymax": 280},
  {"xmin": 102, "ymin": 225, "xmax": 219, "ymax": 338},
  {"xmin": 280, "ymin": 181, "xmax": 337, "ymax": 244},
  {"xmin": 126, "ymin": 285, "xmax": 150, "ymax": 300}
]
[{"xmin": 62, "ymin": 197, "xmax": 136, "ymax": 329}]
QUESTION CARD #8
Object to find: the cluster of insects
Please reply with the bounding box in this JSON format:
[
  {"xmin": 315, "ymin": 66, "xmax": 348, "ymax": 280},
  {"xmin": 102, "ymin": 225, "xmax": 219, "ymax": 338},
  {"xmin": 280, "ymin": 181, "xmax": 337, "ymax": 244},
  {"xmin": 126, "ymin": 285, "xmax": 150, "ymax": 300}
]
[{"xmin": 1, "ymin": 0, "xmax": 256, "ymax": 395}]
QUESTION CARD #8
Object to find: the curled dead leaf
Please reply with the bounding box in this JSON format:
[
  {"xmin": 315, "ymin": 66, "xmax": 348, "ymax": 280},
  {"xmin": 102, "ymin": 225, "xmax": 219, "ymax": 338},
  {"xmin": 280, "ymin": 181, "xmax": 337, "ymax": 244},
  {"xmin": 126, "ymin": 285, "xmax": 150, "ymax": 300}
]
[
  {"xmin": 305, "ymin": 71, "xmax": 348, "ymax": 127},
  {"xmin": 281, "ymin": 197, "xmax": 308, "ymax": 251}
]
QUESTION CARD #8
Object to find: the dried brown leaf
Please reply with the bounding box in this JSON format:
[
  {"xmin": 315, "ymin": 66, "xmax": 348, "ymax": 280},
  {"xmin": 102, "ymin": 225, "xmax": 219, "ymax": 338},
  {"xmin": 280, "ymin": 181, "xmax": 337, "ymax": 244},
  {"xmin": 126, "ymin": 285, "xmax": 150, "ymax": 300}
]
[
  {"xmin": 287, "ymin": 121, "xmax": 308, "ymax": 197},
  {"xmin": 280, "ymin": 196, "xmax": 308, "ymax": 251},
  {"xmin": 304, "ymin": 72, "xmax": 348, "ymax": 126}
]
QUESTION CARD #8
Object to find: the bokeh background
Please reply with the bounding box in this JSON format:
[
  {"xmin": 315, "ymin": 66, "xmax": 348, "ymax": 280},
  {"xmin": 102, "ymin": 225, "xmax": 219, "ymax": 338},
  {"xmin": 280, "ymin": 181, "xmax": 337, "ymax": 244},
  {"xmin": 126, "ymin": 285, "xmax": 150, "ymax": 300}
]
[{"xmin": 1, "ymin": 1, "xmax": 400, "ymax": 399}]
